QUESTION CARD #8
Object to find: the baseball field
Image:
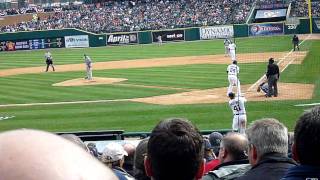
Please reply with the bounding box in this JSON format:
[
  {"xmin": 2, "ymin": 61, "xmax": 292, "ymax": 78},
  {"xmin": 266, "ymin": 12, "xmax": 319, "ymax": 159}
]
[{"xmin": 0, "ymin": 34, "xmax": 319, "ymax": 132}]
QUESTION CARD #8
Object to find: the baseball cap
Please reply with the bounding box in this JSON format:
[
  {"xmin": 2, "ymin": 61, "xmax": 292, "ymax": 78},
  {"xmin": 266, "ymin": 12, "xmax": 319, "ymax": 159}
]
[
  {"xmin": 101, "ymin": 142, "xmax": 128, "ymax": 163},
  {"xmin": 209, "ymin": 132, "xmax": 223, "ymax": 154}
]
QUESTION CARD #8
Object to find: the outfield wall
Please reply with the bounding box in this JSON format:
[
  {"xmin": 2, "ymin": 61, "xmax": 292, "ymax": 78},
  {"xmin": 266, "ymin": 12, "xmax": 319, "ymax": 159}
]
[{"xmin": 0, "ymin": 18, "xmax": 319, "ymax": 51}]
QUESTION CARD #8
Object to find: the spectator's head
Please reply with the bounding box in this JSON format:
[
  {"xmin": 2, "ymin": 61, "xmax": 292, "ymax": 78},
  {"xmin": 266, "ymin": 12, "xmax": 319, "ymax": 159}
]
[
  {"xmin": 203, "ymin": 138, "xmax": 215, "ymax": 162},
  {"xmin": 134, "ymin": 138, "xmax": 150, "ymax": 180},
  {"xmin": 269, "ymin": 58, "xmax": 275, "ymax": 64},
  {"xmin": 123, "ymin": 142, "xmax": 136, "ymax": 174},
  {"xmin": 208, "ymin": 132, "xmax": 223, "ymax": 156},
  {"xmin": 293, "ymin": 106, "xmax": 320, "ymax": 166},
  {"xmin": 144, "ymin": 118, "xmax": 205, "ymax": 180},
  {"xmin": 246, "ymin": 118, "xmax": 288, "ymax": 166},
  {"xmin": 60, "ymin": 133, "xmax": 89, "ymax": 152},
  {"xmin": 287, "ymin": 132, "xmax": 294, "ymax": 158},
  {"xmin": 101, "ymin": 142, "xmax": 128, "ymax": 168},
  {"xmin": 0, "ymin": 129, "xmax": 118, "ymax": 180},
  {"xmin": 87, "ymin": 142, "xmax": 99, "ymax": 158},
  {"xmin": 218, "ymin": 132, "xmax": 248, "ymax": 164}
]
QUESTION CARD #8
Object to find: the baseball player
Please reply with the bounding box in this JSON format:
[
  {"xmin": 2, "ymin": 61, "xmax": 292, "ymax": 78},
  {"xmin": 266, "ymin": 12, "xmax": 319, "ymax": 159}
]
[
  {"xmin": 84, "ymin": 54, "xmax": 93, "ymax": 80},
  {"xmin": 257, "ymin": 80, "xmax": 273, "ymax": 97},
  {"xmin": 228, "ymin": 92, "xmax": 247, "ymax": 134},
  {"xmin": 44, "ymin": 51, "xmax": 55, "ymax": 72},
  {"xmin": 157, "ymin": 35, "xmax": 162, "ymax": 46},
  {"xmin": 227, "ymin": 60, "xmax": 241, "ymax": 96},
  {"xmin": 224, "ymin": 38, "xmax": 231, "ymax": 57},
  {"xmin": 292, "ymin": 34, "xmax": 300, "ymax": 51},
  {"xmin": 228, "ymin": 41, "xmax": 237, "ymax": 61}
]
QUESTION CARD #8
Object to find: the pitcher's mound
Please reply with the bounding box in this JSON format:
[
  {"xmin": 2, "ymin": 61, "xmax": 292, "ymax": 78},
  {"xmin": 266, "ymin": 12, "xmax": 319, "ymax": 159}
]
[{"xmin": 53, "ymin": 77, "xmax": 127, "ymax": 86}]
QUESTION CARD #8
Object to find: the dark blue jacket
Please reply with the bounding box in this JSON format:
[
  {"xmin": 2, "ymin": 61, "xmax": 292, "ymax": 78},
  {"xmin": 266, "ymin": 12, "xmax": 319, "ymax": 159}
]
[
  {"xmin": 281, "ymin": 165, "xmax": 320, "ymax": 180},
  {"xmin": 236, "ymin": 153, "xmax": 297, "ymax": 180}
]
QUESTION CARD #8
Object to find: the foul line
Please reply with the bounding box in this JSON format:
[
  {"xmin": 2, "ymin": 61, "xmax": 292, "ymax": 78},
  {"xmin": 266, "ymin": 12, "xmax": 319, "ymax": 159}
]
[
  {"xmin": 0, "ymin": 99, "xmax": 132, "ymax": 108},
  {"xmin": 247, "ymin": 34, "xmax": 311, "ymax": 92},
  {"xmin": 294, "ymin": 102, "xmax": 320, "ymax": 107}
]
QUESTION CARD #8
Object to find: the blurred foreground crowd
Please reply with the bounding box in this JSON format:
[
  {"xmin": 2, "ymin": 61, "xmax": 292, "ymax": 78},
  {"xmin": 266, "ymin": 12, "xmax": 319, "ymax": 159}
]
[{"xmin": 0, "ymin": 106, "xmax": 319, "ymax": 180}]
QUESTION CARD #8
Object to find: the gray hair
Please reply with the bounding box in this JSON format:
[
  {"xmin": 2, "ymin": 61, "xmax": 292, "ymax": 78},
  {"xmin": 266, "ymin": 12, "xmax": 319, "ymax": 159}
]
[{"xmin": 246, "ymin": 118, "xmax": 288, "ymax": 158}]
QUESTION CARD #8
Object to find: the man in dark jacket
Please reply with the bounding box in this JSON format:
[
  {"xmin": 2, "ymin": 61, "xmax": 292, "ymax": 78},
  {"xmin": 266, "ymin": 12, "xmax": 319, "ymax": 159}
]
[
  {"xmin": 281, "ymin": 106, "xmax": 320, "ymax": 180},
  {"xmin": 237, "ymin": 118, "xmax": 297, "ymax": 180},
  {"xmin": 266, "ymin": 58, "xmax": 280, "ymax": 97},
  {"xmin": 292, "ymin": 34, "xmax": 299, "ymax": 51},
  {"xmin": 203, "ymin": 132, "xmax": 250, "ymax": 180}
]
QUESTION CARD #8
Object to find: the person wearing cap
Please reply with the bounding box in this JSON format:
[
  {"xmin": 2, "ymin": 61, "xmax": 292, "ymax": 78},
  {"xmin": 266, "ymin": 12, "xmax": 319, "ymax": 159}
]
[
  {"xmin": 209, "ymin": 132, "xmax": 223, "ymax": 157},
  {"xmin": 203, "ymin": 132, "xmax": 250, "ymax": 180},
  {"xmin": 266, "ymin": 58, "xmax": 280, "ymax": 97},
  {"xmin": 101, "ymin": 142, "xmax": 135, "ymax": 180},
  {"xmin": 204, "ymin": 138, "xmax": 220, "ymax": 174}
]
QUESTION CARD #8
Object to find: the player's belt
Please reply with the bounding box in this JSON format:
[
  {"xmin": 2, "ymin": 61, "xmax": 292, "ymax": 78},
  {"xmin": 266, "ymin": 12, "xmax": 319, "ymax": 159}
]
[{"xmin": 234, "ymin": 113, "xmax": 246, "ymax": 115}]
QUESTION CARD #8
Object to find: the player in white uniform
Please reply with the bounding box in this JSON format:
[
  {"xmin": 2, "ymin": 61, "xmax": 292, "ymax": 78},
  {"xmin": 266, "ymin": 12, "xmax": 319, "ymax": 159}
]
[
  {"xmin": 228, "ymin": 92, "xmax": 247, "ymax": 134},
  {"xmin": 157, "ymin": 35, "xmax": 162, "ymax": 46},
  {"xmin": 84, "ymin": 54, "xmax": 93, "ymax": 80},
  {"xmin": 224, "ymin": 38, "xmax": 231, "ymax": 57},
  {"xmin": 227, "ymin": 60, "xmax": 241, "ymax": 96},
  {"xmin": 228, "ymin": 41, "xmax": 236, "ymax": 61}
]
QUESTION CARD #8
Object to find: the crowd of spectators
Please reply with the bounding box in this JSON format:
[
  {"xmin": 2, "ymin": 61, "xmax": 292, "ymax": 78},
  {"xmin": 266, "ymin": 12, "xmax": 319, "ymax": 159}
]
[
  {"xmin": 1, "ymin": 0, "xmax": 320, "ymax": 33},
  {"xmin": 0, "ymin": 106, "xmax": 319, "ymax": 180},
  {"xmin": 0, "ymin": 0, "xmax": 255, "ymax": 33}
]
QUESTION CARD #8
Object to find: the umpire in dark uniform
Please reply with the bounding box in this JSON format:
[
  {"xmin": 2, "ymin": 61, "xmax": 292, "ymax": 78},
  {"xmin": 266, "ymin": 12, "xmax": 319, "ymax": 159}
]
[
  {"xmin": 266, "ymin": 58, "xmax": 279, "ymax": 97},
  {"xmin": 292, "ymin": 34, "xmax": 299, "ymax": 51}
]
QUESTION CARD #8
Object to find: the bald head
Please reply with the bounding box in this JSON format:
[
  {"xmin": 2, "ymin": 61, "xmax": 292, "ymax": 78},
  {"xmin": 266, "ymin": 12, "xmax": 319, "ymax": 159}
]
[
  {"xmin": 0, "ymin": 129, "xmax": 118, "ymax": 180},
  {"xmin": 219, "ymin": 132, "xmax": 248, "ymax": 163}
]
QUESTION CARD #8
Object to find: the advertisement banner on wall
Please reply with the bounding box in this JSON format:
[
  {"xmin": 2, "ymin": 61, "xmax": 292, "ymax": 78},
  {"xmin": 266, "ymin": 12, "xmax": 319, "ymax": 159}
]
[
  {"xmin": 29, "ymin": 39, "xmax": 46, "ymax": 50},
  {"xmin": 45, "ymin": 37, "xmax": 65, "ymax": 48},
  {"xmin": 106, "ymin": 33, "xmax": 138, "ymax": 45},
  {"xmin": 200, "ymin": 26, "xmax": 234, "ymax": 39},
  {"xmin": 152, "ymin": 30, "xmax": 185, "ymax": 42},
  {"xmin": 15, "ymin": 40, "xmax": 30, "ymax": 50},
  {"xmin": 65, "ymin": 35, "xmax": 89, "ymax": 48},
  {"xmin": 0, "ymin": 41, "xmax": 16, "ymax": 51},
  {"xmin": 249, "ymin": 23, "xmax": 284, "ymax": 36}
]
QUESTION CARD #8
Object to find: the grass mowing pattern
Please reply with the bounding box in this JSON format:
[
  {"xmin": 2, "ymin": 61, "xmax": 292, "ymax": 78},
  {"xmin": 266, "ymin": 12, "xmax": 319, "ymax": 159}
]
[
  {"xmin": 0, "ymin": 36, "xmax": 318, "ymax": 132},
  {"xmin": 0, "ymin": 36, "xmax": 292, "ymax": 70},
  {"xmin": 0, "ymin": 63, "xmax": 266, "ymax": 104}
]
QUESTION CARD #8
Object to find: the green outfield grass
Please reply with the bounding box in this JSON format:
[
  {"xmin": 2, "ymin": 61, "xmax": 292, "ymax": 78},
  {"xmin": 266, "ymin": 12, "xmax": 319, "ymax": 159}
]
[{"xmin": 0, "ymin": 35, "xmax": 319, "ymax": 132}]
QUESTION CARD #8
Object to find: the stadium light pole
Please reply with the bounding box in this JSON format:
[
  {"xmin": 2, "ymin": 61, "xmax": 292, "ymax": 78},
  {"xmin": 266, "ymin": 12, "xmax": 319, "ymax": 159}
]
[{"xmin": 308, "ymin": 0, "xmax": 313, "ymax": 34}]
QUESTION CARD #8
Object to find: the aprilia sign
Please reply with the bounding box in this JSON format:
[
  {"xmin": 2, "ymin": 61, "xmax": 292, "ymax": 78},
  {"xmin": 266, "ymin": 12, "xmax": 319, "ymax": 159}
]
[{"xmin": 107, "ymin": 33, "xmax": 138, "ymax": 45}]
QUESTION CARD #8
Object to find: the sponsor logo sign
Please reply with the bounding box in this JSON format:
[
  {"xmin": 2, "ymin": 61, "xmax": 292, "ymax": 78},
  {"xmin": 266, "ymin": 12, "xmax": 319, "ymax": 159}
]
[
  {"xmin": 200, "ymin": 26, "xmax": 234, "ymax": 39},
  {"xmin": 152, "ymin": 30, "xmax": 185, "ymax": 42},
  {"xmin": 65, "ymin": 35, "xmax": 89, "ymax": 48},
  {"xmin": 107, "ymin": 33, "xmax": 138, "ymax": 45},
  {"xmin": 249, "ymin": 23, "xmax": 284, "ymax": 36},
  {"xmin": 315, "ymin": 19, "xmax": 320, "ymax": 30}
]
